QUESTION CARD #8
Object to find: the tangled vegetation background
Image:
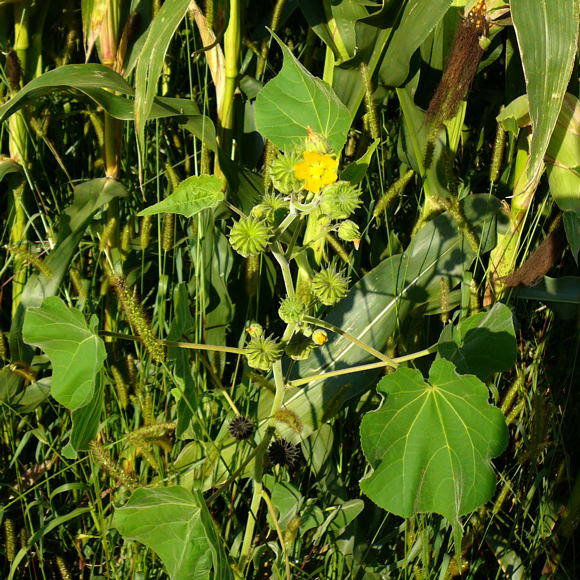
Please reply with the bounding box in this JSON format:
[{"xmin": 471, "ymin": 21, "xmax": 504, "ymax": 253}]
[{"xmin": 1, "ymin": 0, "xmax": 579, "ymax": 578}]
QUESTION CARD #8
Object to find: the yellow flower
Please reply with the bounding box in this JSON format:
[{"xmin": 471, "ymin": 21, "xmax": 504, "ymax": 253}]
[{"xmin": 293, "ymin": 151, "xmax": 339, "ymax": 193}]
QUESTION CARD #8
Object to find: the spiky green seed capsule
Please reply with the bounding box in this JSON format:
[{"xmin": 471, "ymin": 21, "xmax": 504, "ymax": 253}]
[
  {"xmin": 319, "ymin": 181, "xmax": 362, "ymax": 219},
  {"xmin": 279, "ymin": 295, "xmax": 307, "ymax": 324},
  {"xmin": 270, "ymin": 151, "xmax": 304, "ymax": 194},
  {"xmin": 312, "ymin": 267, "xmax": 350, "ymax": 306},
  {"xmin": 245, "ymin": 335, "xmax": 283, "ymax": 371},
  {"xmin": 337, "ymin": 220, "xmax": 361, "ymax": 243},
  {"xmin": 229, "ymin": 216, "xmax": 272, "ymax": 258}
]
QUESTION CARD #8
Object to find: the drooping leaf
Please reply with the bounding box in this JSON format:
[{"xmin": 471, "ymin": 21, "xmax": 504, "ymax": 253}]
[
  {"xmin": 511, "ymin": 0, "xmax": 579, "ymax": 191},
  {"xmin": 340, "ymin": 138, "xmax": 380, "ymax": 184},
  {"xmin": 134, "ymin": 0, "xmax": 192, "ymax": 162},
  {"xmin": 437, "ymin": 302, "xmax": 516, "ymax": 380},
  {"xmin": 62, "ymin": 375, "xmax": 104, "ymax": 459},
  {"xmin": 137, "ymin": 175, "xmax": 225, "ymax": 218},
  {"xmin": 112, "ymin": 487, "xmax": 233, "ymax": 580},
  {"xmin": 360, "ymin": 359, "xmax": 508, "ymax": 523},
  {"xmin": 255, "ymin": 34, "xmax": 351, "ymax": 152},
  {"xmin": 22, "ymin": 297, "xmax": 106, "ymax": 410}
]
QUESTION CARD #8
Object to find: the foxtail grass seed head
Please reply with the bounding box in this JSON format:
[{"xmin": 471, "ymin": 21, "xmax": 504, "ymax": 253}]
[
  {"xmin": 0, "ymin": 329, "xmax": 7, "ymax": 361},
  {"xmin": 229, "ymin": 216, "xmax": 272, "ymax": 257},
  {"xmin": 248, "ymin": 370, "xmax": 276, "ymax": 392},
  {"xmin": 4, "ymin": 518, "xmax": 16, "ymax": 562},
  {"xmin": 246, "ymin": 334, "xmax": 283, "ymax": 371},
  {"xmin": 319, "ymin": 181, "xmax": 362, "ymax": 219},
  {"xmin": 284, "ymin": 515, "xmax": 302, "ymax": 549},
  {"xmin": 139, "ymin": 215, "xmax": 152, "ymax": 251},
  {"xmin": 6, "ymin": 244, "xmax": 53, "ymax": 278},
  {"xmin": 273, "ymin": 408, "xmax": 303, "ymax": 434},
  {"xmin": 490, "ymin": 122, "xmax": 506, "ymax": 184},
  {"xmin": 269, "ymin": 150, "xmax": 304, "ymax": 194},
  {"xmin": 361, "ymin": 62, "xmax": 379, "ymax": 140},
  {"xmin": 120, "ymin": 221, "xmax": 133, "ymax": 254},
  {"xmin": 312, "ymin": 266, "xmax": 350, "ymax": 306},
  {"xmin": 69, "ymin": 268, "xmax": 87, "ymax": 299},
  {"xmin": 425, "ymin": 0, "xmax": 488, "ymax": 150},
  {"xmin": 99, "ymin": 216, "xmax": 117, "ymax": 252},
  {"xmin": 278, "ymin": 295, "xmax": 307, "ymax": 324},
  {"xmin": 89, "ymin": 440, "xmax": 136, "ymax": 488},
  {"xmin": 162, "ymin": 213, "xmax": 174, "ymax": 252},
  {"xmin": 111, "ymin": 274, "xmax": 166, "ymax": 363},
  {"xmin": 268, "ymin": 438, "xmax": 301, "ymax": 467},
  {"xmin": 111, "ymin": 365, "xmax": 129, "ymax": 410},
  {"xmin": 228, "ymin": 416, "xmax": 255, "ymax": 440},
  {"xmin": 439, "ymin": 277, "xmax": 451, "ymax": 324},
  {"xmin": 55, "ymin": 556, "xmax": 72, "ymax": 580}
]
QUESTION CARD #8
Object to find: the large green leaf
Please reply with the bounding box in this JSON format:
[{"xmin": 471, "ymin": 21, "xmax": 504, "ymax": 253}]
[
  {"xmin": 437, "ymin": 303, "xmax": 516, "ymax": 381},
  {"xmin": 137, "ymin": 175, "xmax": 225, "ymax": 218},
  {"xmin": 22, "ymin": 297, "xmax": 106, "ymax": 410},
  {"xmin": 272, "ymin": 195, "xmax": 502, "ymax": 439},
  {"xmin": 511, "ymin": 0, "xmax": 579, "ymax": 191},
  {"xmin": 112, "ymin": 487, "xmax": 233, "ymax": 580},
  {"xmin": 63, "ymin": 375, "xmax": 104, "ymax": 459},
  {"xmin": 134, "ymin": 0, "xmax": 192, "ymax": 162},
  {"xmin": 255, "ymin": 34, "xmax": 351, "ymax": 152},
  {"xmin": 360, "ymin": 359, "xmax": 508, "ymax": 523}
]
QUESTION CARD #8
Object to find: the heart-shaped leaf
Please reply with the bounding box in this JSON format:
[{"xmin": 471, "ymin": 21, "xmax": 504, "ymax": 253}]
[
  {"xmin": 360, "ymin": 359, "xmax": 508, "ymax": 524},
  {"xmin": 23, "ymin": 297, "xmax": 106, "ymax": 410},
  {"xmin": 437, "ymin": 303, "xmax": 516, "ymax": 380},
  {"xmin": 112, "ymin": 487, "xmax": 233, "ymax": 580},
  {"xmin": 255, "ymin": 34, "xmax": 350, "ymax": 152},
  {"xmin": 137, "ymin": 175, "xmax": 225, "ymax": 218}
]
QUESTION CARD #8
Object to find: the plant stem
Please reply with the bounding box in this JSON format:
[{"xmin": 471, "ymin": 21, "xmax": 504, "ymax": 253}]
[
  {"xmin": 287, "ymin": 344, "xmax": 437, "ymax": 388},
  {"xmin": 239, "ymin": 357, "xmax": 286, "ymax": 570},
  {"xmin": 303, "ymin": 315, "xmax": 396, "ymax": 365},
  {"xmin": 98, "ymin": 330, "xmax": 246, "ymax": 355}
]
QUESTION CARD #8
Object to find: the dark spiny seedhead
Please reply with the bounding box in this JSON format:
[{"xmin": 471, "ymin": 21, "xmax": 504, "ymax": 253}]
[
  {"xmin": 229, "ymin": 416, "xmax": 255, "ymax": 440},
  {"xmin": 267, "ymin": 438, "xmax": 301, "ymax": 467}
]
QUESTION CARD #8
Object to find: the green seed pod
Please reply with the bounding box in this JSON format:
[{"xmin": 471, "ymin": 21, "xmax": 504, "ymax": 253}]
[
  {"xmin": 245, "ymin": 334, "xmax": 283, "ymax": 371},
  {"xmin": 278, "ymin": 295, "xmax": 307, "ymax": 324},
  {"xmin": 229, "ymin": 216, "xmax": 272, "ymax": 258},
  {"xmin": 246, "ymin": 322, "xmax": 264, "ymax": 338},
  {"xmin": 312, "ymin": 329, "xmax": 328, "ymax": 346},
  {"xmin": 319, "ymin": 181, "xmax": 362, "ymax": 219},
  {"xmin": 285, "ymin": 332, "xmax": 314, "ymax": 361},
  {"xmin": 337, "ymin": 220, "xmax": 361, "ymax": 243},
  {"xmin": 312, "ymin": 266, "xmax": 350, "ymax": 306},
  {"xmin": 270, "ymin": 150, "xmax": 304, "ymax": 194}
]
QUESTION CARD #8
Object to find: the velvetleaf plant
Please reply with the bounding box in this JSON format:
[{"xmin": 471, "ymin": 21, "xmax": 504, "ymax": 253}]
[{"xmin": 3, "ymin": 0, "xmax": 577, "ymax": 576}]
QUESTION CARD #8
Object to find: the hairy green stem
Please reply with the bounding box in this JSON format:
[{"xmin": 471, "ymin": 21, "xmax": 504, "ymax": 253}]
[
  {"xmin": 304, "ymin": 315, "xmax": 396, "ymax": 365},
  {"xmin": 287, "ymin": 345, "xmax": 437, "ymax": 388}
]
